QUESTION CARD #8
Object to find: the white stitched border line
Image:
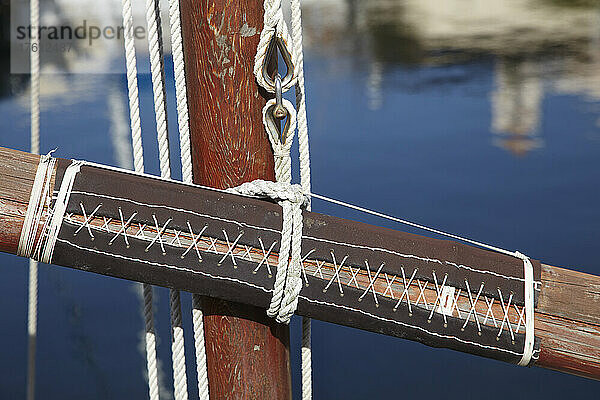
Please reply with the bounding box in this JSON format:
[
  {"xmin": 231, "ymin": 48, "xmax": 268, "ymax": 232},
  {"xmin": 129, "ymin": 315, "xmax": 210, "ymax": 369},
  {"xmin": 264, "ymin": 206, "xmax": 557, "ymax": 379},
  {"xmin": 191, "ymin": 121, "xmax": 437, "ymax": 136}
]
[
  {"xmin": 56, "ymin": 237, "xmax": 532, "ymax": 360},
  {"xmin": 70, "ymin": 190, "xmax": 281, "ymax": 234},
  {"xmin": 64, "ymin": 205, "xmax": 530, "ymax": 338},
  {"xmin": 57, "ymin": 237, "xmax": 271, "ymax": 294},
  {"xmin": 300, "ymin": 296, "xmax": 530, "ymax": 358},
  {"xmin": 68, "ymin": 190, "xmax": 541, "ymax": 288},
  {"xmin": 63, "ymin": 165, "xmax": 539, "ymax": 366}
]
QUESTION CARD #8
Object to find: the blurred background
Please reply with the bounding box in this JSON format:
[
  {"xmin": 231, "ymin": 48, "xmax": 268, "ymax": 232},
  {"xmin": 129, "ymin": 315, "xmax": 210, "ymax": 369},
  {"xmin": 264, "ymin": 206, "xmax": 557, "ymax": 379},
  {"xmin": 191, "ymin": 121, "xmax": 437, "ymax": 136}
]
[{"xmin": 1, "ymin": 0, "xmax": 600, "ymax": 398}]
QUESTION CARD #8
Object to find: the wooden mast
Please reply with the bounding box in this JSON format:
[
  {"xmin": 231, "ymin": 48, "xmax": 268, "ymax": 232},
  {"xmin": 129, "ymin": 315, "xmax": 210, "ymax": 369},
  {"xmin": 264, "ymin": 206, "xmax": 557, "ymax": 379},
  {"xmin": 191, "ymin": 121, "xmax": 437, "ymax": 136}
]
[{"xmin": 177, "ymin": 0, "xmax": 292, "ymax": 398}]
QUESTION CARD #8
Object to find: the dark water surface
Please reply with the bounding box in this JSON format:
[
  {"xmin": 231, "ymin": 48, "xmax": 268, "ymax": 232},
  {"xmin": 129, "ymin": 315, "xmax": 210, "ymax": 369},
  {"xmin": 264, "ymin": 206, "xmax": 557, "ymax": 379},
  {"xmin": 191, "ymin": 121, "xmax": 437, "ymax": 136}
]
[{"xmin": 1, "ymin": 0, "xmax": 600, "ymax": 398}]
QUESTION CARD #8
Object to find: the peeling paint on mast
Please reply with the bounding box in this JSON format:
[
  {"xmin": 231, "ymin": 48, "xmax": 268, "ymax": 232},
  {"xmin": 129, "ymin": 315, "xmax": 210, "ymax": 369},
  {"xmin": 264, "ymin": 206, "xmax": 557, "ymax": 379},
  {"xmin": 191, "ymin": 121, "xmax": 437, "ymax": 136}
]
[{"xmin": 178, "ymin": 0, "xmax": 292, "ymax": 397}]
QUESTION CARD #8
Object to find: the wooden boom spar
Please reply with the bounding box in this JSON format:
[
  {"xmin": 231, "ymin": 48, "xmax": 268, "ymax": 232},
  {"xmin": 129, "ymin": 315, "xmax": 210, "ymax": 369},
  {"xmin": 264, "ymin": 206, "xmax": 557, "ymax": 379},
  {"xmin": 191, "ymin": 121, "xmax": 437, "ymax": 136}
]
[{"xmin": 0, "ymin": 146, "xmax": 599, "ymax": 380}]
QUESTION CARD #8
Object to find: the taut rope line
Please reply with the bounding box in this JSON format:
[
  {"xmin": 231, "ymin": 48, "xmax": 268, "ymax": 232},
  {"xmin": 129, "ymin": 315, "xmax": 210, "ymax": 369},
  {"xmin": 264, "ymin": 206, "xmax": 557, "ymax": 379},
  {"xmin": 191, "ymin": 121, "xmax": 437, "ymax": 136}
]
[
  {"xmin": 143, "ymin": 1, "xmax": 172, "ymax": 398},
  {"xmin": 290, "ymin": 0, "xmax": 313, "ymax": 396},
  {"xmin": 120, "ymin": 0, "xmax": 161, "ymax": 397},
  {"xmin": 27, "ymin": 0, "xmax": 40, "ymax": 395},
  {"xmin": 145, "ymin": 0, "xmax": 170, "ymax": 177},
  {"xmin": 165, "ymin": 0, "xmax": 210, "ymax": 395},
  {"xmin": 142, "ymin": 1, "xmax": 190, "ymax": 397}
]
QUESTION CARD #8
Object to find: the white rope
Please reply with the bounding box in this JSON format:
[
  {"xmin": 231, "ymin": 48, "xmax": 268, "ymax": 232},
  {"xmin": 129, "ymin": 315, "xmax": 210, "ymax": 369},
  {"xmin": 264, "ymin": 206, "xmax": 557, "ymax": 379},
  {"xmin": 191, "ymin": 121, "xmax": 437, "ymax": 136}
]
[
  {"xmin": 145, "ymin": 0, "xmax": 170, "ymax": 177},
  {"xmin": 121, "ymin": 0, "xmax": 144, "ymax": 175},
  {"xmin": 120, "ymin": 1, "xmax": 161, "ymax": 398},
  {"xmin": 165, "ymin": 0, "xmax": 209, "ymax": 395},
  {"xmin": 290, "ymin": 0, "xmax": 311, "ymax": 200},
  {"xmin": 167, "ymin": 257, "xmax": 188, "ymax": 394},
  {"xmin": 255, "ymin": 77, "xmax": 304, "ymax": 323},
  {"xmin": 27, "ymin": 3, "xmax": 40, "ymax": 390},
  {"xmin": 191, "ymin": 294, "xmax": 209, "ymax": 399},
  {"xmin": 227, "ymin": 180, "xmax": 308, "ymax": 324},
  {"xmin": 289, "ymin": 1, "xmax": 313, "ymax": 396},
  {"xmin": 142, "ymin": 283, "xmax": 160, "ymax": 400},
  {"xmin": 30, "ymin": 0, "xmax": 39, "ymax": 159},
  {"xmin": 169, "ymin": 289, "xmax": 188, "ymax": 400},
  {"xmin": 142, "ymin": 0, "xmax": 189, "ymax": 394},
  {"xmin": 301, "ymin": 316, "xmax": 312, "ymax": 399},
  {"xmin": 167, "ymin": 0, "xmax": 193, "ymax": 185},
  {"xmin": 26, "ymin": 256, "xmax": 37, "ymax": 400}
]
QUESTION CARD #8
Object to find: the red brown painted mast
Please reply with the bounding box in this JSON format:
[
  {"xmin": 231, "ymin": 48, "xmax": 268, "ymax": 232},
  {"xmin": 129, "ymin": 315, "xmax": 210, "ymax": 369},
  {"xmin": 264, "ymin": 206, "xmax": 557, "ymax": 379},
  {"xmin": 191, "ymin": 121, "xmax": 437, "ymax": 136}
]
[{"xmin": 178, "ymin": 0, "xmax": 292, "ymax": 397}]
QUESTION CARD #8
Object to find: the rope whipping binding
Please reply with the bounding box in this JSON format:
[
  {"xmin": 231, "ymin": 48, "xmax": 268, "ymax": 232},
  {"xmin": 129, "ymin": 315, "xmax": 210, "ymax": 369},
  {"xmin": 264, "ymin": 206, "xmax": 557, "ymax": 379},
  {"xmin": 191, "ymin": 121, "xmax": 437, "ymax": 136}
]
[
  {"xmin": 120, "ymin": 0, "xmax": 160, "ymax": 398},
  {"xmin": 27, "ymin": 0, "xmax": 40, "ymax": 396}
]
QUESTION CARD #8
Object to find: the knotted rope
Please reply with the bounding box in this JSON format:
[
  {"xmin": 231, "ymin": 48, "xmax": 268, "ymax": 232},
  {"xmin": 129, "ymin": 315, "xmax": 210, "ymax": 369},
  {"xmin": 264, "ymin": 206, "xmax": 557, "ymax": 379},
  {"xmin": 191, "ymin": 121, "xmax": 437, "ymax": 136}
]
[
  {"xmin": 228, "ymin": 180, "xmax": 308, "ymax": 324},
  {"xmin": 254, "ymin": 0, "xmax": 313, "ymax": 396}
]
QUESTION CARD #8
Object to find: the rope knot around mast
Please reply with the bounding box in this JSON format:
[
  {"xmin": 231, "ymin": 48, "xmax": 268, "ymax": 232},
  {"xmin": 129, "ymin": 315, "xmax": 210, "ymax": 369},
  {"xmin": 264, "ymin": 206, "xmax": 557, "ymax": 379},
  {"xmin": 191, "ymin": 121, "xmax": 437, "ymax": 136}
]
[
  {"xmin": 227, "ymin": 180, "xmax": 308, "ymax": 324},
  {"xmin": 228, "ymin": 180, "xmax": 309, "ymax": 207}
]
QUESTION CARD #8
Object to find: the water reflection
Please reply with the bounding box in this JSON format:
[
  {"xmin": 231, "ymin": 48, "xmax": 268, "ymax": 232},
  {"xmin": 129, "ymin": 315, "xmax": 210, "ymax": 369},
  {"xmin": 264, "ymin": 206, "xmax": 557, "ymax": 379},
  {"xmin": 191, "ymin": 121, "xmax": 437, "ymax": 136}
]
[
  {"xmin": 302, "ymin": 0, "xmax": 600, "ymax": 156},
  {"xmin": 491, "ymin": 59, "xmax": 544, "ymax": 156}
]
